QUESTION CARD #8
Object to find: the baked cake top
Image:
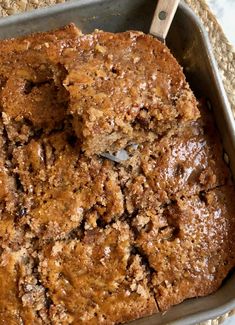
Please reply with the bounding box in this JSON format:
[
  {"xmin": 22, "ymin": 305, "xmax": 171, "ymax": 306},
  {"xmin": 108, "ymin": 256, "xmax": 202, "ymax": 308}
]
[
  {"xmin": 63, "ymin": 30, "xmax": 199, "ymax": 155},
  {"xmin": 0, "ymin": 24, "xmax": 234, "ymax": 325}
]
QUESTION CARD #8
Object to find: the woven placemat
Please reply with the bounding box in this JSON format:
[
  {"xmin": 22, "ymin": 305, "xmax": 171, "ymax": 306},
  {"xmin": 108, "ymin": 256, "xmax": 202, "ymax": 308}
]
[
  {"xmin": 0, "ymin": 0, "xmax": 234, "ymax": 324},
  {"xmin": 185, "ymin": 0, "xmax": 235, "ymax": 115}
]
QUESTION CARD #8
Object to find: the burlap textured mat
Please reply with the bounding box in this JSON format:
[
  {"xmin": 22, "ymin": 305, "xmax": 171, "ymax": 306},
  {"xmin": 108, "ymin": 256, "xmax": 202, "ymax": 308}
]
[
  {"xmin": 0, "ymin": 0, "xmax": 234, "ymax": 324},
  {"xmin": 185, "ymin": 0, "xmax": 235, "ymax": 115}
]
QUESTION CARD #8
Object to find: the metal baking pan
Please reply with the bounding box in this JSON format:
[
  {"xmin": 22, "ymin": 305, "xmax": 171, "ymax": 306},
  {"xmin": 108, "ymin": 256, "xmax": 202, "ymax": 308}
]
[{"xmin": 0, "ymin": 0, "xmax": 235, "ymax": 324}]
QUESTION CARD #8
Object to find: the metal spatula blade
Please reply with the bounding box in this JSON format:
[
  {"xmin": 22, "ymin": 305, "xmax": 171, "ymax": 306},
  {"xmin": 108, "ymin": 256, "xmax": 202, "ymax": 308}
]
[{"xmin": 101, "ymin": 0, "xmax": 180, "ymax": 162}]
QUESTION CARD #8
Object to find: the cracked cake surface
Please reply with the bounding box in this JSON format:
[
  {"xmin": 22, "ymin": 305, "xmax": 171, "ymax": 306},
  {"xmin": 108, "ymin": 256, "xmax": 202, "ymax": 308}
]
[
  {"xmin": 39, "ymin": 222, "xmax": 157, "ymax": 324},
  {"xmin": 0, "ymin": 24, "xmax": 235, "ymax": 325},
  {"xmin": 136, "ymin": 185, "xmax": 235, "ymax": 310}
]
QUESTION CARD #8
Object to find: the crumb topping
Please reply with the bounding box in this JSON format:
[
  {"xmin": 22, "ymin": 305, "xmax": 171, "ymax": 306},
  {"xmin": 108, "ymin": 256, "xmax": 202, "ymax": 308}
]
[{"xmin": 0, "ymin": 24, "xmax": 234, "ymax": 325}]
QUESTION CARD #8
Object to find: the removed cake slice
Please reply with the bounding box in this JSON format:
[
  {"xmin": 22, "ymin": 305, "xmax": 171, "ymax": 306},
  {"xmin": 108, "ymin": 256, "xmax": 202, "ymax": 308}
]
[{"xmin": 63, "ymin": 30, "xmax": 199, "ymax": 155}]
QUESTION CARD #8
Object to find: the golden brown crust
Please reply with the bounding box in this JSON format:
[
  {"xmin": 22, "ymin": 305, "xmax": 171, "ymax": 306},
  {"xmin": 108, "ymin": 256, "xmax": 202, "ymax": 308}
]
[
  {"xmin": 12, "ymin": 131, "xmax": 124, "ymax": 240},
  {"xmin": 136, "ymin": 185, "xmax": 235, "ymax": 310},
  {"xmin": 0, "ymin": 24, "xmax": 234, "ymax": 325},
  {"xmin": 39, "ymin": 223, "xmax": 157, "ymax": 324},
  {"xmin": 0, "ymin": 248, "xmax": 48, "ymax": 324},
  {"xmin": 121, "ymin": 118, "xmax": 230, "ymax": 215},
  {"xmin": 63, "ymin": 31, "xmax": 199, "ymax": 155},
  {"xmin": 0, "ymin": 23, "xmax": 80, "ymax": 144},
  {"xmin": 0, "ymin": 120, "xmax": 18, "ymax": 217}
]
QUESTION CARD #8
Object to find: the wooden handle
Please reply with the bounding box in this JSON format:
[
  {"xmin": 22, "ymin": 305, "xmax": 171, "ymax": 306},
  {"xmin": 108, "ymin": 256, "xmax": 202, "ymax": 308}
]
[{"xmin": 150, "ymin": 0, "xmax": 180, "ymax": 41}]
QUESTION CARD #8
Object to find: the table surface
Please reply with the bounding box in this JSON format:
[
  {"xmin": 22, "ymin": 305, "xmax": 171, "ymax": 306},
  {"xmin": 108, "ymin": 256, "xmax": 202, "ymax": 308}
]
[
  {"xmin": 207, "ymin": 0, "xmax": 235, "ymax": 46},
  {"xmin": 224, "ymin": 317, "xmax": 235, "ymax": 325}
]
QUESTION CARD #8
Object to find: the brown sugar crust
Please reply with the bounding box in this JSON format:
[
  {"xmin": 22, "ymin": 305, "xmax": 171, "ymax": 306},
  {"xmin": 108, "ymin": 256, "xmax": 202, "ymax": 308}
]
[
  {"xmin": 0, "ymin": 248, "xmax": 48, "ymax": 324},
  {"xmin": 121, "ymin": 117, "xmax": 230, "ymax": 214},
  {"xmin": 12, "ymin": 131, "xmax": 124, "ymax": 240},
  {"xmin": 0, "ymin": 24, "xmax": 234, "ymax": 325},
  {"xmin": 0, "ymin": 123, "xmax": 17, "ymax": 214},
  {"xmin": 136, "ymin": 185, "xmax": 235, "ymax": 311},
  {"xmin": 63, "ymin": 30, "xmax": 199, "ymax": 155},
  {"xmin": 0, "ymin": 23, "xmax": 81, "ymax": 144},
  {"xmin": 39, "ymin": 222, "xmax": 157, "ymax": 324}
]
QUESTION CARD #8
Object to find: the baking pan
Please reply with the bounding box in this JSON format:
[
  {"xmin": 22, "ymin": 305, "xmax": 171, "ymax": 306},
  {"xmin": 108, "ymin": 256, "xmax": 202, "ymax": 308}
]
[{"xmin": 0, "ymin": 1, "xmax": 235, "ymax": 324}]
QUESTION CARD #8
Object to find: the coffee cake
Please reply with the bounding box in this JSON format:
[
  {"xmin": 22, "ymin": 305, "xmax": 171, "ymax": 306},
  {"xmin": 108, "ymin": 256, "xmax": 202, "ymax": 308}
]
[{"xmin": 0, "ymin": 24, "xmax": 234, "ymax": 325}]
